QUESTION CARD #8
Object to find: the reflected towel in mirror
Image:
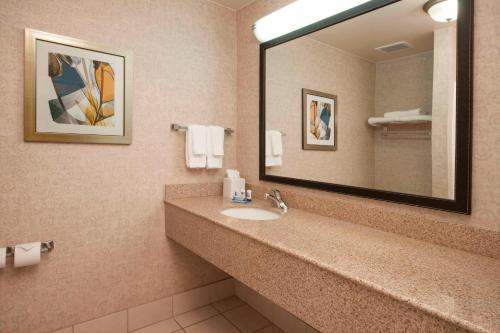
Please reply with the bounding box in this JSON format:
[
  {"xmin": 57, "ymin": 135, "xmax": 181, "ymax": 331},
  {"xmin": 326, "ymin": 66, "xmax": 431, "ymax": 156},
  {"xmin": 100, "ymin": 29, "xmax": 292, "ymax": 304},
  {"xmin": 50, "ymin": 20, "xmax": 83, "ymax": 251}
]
[
  {"xmin": 383, "ymin": 108, "xmax": 427, "ymax": 118},
  {"xmin": 265, "ymin": 130, "xmax": 283, "ymax": 167}
]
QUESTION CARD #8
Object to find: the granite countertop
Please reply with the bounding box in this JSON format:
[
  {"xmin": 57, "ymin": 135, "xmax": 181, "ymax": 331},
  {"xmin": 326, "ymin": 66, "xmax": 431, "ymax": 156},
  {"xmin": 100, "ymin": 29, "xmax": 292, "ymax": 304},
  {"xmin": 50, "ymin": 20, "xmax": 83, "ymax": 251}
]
[{"xmin": 165, "ymin": 196, "xmax": 500, "ymax": 333}]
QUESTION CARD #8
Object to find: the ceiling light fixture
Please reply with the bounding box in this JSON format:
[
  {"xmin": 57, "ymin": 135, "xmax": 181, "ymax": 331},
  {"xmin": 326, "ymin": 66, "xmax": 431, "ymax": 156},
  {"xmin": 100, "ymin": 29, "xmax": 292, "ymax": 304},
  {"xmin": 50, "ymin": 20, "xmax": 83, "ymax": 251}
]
[
  {"xmin": 252, "ymin": 0, "xmax": 372, "ymax": 43},
  {"xmin": 423, "ymin": 0, "xmax": 458, "ymax": 22}
]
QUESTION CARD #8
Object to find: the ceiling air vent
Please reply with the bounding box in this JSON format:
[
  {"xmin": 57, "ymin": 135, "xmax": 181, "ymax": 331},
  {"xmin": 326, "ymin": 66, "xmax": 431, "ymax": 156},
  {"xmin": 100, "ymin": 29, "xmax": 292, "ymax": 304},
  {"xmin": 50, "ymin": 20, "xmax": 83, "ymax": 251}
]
[{"xmin": 375, "ymin": 41, "xmax": 413, "ymax": 53}]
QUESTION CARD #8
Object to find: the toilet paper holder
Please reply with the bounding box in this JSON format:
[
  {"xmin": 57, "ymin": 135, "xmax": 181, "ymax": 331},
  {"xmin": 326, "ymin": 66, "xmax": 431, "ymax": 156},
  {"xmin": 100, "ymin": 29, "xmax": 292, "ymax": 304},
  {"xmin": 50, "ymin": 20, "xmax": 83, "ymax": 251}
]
[{"xmin": 5, "ymin": 240, "xmax": 55, "ymax": 257}]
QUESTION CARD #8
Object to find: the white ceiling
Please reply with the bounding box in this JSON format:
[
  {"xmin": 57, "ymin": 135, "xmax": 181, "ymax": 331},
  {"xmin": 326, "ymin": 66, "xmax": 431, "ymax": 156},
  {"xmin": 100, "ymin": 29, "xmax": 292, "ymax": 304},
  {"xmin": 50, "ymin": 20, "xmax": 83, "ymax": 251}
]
[
  {"xmin": 308, "ymin": 0, "xmax": 455, "ymax": 62},
  {"xmin": 210, "ymin": 0, "xmax": 256, "ymax": 10}
]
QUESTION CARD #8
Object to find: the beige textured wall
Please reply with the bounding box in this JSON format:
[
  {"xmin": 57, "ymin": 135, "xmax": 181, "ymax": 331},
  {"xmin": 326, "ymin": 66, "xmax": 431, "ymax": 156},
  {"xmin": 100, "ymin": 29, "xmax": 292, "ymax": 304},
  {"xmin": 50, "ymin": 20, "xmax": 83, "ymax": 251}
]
[
  {"xmin": 266, "ymin": 37, "xmax": 375, "ymax": 187},
  {"xmin": 373, "ymin": 52, "xmax": 434, "ymax": 196},
  {"xmin": 237, "ymin": 0, "xmax": 500, "ymax": 232},
  {"xmin": 432, "ymin": 26, "xmax": 457, "ymax": 199},
  {"xmin": 0, "ymin": 0, "xmax": 235, "ymax": 332}
]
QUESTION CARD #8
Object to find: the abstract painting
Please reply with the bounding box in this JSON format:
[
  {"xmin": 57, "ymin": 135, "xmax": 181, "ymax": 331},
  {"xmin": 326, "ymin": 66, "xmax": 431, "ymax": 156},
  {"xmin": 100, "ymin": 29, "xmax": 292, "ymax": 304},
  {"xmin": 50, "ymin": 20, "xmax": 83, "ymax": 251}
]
[
  {"xmin": 25, "ymin": 29, "xmax": 132, "ymax": 144},
  {"xmin": 302, "ymin": 89, "xmax": 337, "ymax": 151},
  {"xmin": 48, "ymin": 53, "xmax": 116, "ymax": 127}
]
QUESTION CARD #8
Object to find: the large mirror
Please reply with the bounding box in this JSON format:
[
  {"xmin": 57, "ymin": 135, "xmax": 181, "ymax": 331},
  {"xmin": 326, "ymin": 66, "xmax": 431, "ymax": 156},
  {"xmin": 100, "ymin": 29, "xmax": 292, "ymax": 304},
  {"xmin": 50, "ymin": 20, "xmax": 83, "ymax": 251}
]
[{"xmin": 260, "ymin": 0, "xmax": 472, "ymax": 213}]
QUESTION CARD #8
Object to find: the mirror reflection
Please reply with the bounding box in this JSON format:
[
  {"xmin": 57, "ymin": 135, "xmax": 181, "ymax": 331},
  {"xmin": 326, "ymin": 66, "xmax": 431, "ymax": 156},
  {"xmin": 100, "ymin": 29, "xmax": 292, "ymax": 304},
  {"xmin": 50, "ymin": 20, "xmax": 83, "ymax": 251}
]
[{"xmin": 265, "ymin": 0, "xmax": 457, "ymax": 199}]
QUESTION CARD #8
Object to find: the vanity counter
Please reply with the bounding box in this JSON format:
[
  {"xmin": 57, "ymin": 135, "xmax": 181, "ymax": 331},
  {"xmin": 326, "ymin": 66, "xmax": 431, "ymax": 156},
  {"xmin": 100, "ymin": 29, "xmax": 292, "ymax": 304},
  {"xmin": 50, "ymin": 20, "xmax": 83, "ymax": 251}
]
[{"xmin": 164, "ymin": 196, "xmax": 500, "ymax": 333}]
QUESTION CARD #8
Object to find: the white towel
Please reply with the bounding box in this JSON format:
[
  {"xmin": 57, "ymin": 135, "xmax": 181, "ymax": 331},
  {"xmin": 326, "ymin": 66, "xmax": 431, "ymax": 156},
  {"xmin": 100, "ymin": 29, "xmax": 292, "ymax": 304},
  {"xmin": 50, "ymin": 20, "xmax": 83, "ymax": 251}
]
[
  {"xmin": 185, "ymin": 125, "xmax": 207, "ymax": 168},
  {"xmin": 265, "ymin": 131, "xmax": 272, "ymax": 157},
  {"xmin": 368, "ymin": 115, "xmax": 432, "ymax": 126},
  {"xmin": 190, "ymin": 125, "xmax": 206, "ymax": 155},
  {"xmin": 265, "ymin": 130, "xmax": 282, "ymax": 167},
  {"xmin": 270, "ymin": 130, "xmax": 282, "ymax": 155},
  {"xmin": 383, "ymin": 108, "xmax": 426, "ymax": 118},
  {"xmin": 206, "ymin": 126, "xmax": 224, "ymax": 169}
]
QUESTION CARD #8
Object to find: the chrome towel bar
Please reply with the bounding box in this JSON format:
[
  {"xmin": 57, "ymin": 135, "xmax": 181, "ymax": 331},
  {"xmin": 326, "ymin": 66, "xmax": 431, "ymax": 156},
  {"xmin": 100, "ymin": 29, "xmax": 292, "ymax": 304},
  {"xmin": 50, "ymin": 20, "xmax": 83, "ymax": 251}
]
[{"xmin": 171, "ymin": 123, "xmax": 234, "ymax": 135}]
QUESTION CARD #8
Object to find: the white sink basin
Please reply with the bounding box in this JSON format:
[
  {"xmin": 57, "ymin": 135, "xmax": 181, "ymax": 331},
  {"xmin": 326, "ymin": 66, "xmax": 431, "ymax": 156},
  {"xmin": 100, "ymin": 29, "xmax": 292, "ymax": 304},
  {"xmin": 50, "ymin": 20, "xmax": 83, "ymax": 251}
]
[{"xmin": 221, "ymin": 208, "xmax": 281, "ymax": 221}]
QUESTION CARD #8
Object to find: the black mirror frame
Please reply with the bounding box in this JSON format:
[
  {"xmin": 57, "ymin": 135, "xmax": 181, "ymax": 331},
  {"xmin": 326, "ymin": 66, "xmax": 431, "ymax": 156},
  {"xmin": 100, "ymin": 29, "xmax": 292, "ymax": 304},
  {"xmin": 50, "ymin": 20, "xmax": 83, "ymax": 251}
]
[{"xmin": 259, "ymin": 0, "xmax": 473, "ymax": 214}]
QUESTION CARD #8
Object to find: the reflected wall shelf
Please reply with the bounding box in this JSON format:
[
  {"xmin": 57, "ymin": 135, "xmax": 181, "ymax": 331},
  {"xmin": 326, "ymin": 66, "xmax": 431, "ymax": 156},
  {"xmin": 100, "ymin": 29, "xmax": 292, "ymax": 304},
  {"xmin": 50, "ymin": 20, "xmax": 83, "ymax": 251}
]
[
  {"xmin": 367, "ymin": 115, "xmax": 432, "ymax": 140},
  {"xmin": 380, "ymin": 127, "xmax": 431, "ymax": 140}
]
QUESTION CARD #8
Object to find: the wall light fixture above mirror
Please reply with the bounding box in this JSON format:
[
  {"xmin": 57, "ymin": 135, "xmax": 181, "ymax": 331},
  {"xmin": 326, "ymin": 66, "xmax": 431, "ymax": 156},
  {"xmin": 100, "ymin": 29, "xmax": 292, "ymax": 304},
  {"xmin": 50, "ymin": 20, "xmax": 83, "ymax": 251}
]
[
  {"xmin": 259, "ymin": 0, "xmax": 472, "ymax": 214},
  {"xmin": 252, "ymin": 0, "xmax": 372, "ymax": 43}
]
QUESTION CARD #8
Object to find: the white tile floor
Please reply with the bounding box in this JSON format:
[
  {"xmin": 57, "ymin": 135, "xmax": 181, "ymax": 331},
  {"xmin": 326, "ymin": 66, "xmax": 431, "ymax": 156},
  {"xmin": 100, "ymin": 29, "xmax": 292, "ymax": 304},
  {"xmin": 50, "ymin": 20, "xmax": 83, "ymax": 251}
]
[{"xmin": 131, "ymin": 296, "xmax": 284, "ymax": 333}]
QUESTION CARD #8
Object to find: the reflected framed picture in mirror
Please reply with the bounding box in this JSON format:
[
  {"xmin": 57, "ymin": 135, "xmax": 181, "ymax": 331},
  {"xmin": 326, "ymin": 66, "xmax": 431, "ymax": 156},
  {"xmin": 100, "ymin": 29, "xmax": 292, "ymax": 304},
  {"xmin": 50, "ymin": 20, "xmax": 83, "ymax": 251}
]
[{"xmin": 302, "ymin": 89, "xmax": 337, "ymax": 151}]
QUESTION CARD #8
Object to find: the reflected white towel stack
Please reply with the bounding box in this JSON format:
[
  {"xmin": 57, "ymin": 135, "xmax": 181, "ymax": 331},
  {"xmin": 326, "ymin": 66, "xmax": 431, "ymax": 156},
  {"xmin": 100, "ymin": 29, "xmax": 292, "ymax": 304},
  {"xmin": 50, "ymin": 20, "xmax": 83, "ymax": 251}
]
[
  {"xmin": 185, "ymin": 125, "xmax": 207, "ymax": 168},
  {"xmin": 383, "ymin": 108, "xmax": 426, "ymax": 118},
  {"xmin": 206, "ymin": 126, "xmax": 225, "ymax": 169},
  {"xmin": 265, "ymin": 130, "xmax": 283, "ymax": 167},
  {"xmin": 368, "ymin": 107, "xmax": 431, "ymax": 126},
  {"xmin": 367, "ymin": 115, "xmax": 432, "ymax": 126}
]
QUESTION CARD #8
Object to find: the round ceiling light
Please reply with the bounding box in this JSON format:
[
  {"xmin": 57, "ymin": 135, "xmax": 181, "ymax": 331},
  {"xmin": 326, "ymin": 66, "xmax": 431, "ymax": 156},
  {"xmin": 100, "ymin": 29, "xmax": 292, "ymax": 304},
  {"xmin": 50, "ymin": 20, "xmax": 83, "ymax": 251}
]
[{"xmin": 423, "ymin": 0, "xmax": 458, "ymax": 22}]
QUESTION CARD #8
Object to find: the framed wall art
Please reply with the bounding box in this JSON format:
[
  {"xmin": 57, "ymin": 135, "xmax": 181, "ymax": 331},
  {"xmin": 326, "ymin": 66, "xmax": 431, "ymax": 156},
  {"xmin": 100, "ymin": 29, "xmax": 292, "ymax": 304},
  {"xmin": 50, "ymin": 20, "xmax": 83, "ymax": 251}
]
[{"xmin": 24, "ymin": 28, "xmax": 133, "ymax": 144}]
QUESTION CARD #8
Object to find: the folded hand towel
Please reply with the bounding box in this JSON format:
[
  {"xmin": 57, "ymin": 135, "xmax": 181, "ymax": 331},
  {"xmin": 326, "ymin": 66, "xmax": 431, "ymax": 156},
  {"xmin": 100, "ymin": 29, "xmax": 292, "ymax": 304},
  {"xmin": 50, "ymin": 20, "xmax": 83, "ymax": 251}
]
[
  {"xmin": 185, "ymin": 125, "xmax": 207, "ymax": 168},
  {"xmin": 190, "ymin": 125, "xmax": 207, "ymax": 155},
  {"xmin": 265, "ymin": 130, "xmax": 282, "ymax": 167},
  {"xmin": 270, "ymin": 130, "xmax": 283, "ymax": 156},
  {"xmin": 206, "ymin": 126, "xmax": 224, "ymax": 169},
  {"xmin": 368, "ymin": 114, "xmax": 432, "ymax": 126},
  {"xmin": 383, "ymin": 108, "xmax": 426, "ymax": 118},
  {"xmin": 265, "ymin": 130, "xmax": 272, "ymax": 157},
  {"xmin": 266, "ymin": 154, "xmax": 282, "ymax": 167}
]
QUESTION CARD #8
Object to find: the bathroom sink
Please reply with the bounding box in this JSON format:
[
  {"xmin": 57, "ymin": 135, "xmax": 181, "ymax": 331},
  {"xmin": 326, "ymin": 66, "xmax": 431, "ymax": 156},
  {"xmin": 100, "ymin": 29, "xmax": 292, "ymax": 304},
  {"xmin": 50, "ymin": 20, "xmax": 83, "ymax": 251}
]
[{"xmin": 221, "ymin": 208, "xmax": 281, "ymax": 221}]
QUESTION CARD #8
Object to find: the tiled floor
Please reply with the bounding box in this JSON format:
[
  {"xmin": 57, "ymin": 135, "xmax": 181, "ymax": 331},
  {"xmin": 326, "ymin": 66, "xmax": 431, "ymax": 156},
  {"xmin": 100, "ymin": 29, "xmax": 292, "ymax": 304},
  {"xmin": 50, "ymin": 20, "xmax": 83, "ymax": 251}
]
[{"xmin": 131, "ymin": 296, "xmax": 284, "ymax": 333}]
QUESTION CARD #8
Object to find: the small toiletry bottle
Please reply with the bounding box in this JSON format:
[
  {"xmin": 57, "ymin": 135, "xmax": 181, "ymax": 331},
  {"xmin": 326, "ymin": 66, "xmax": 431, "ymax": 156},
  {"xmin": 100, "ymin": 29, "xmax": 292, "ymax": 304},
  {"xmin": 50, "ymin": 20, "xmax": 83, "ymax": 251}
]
[
  {"xmin": 239, "ymin": 189, "xmax": 246, "ymax": 199},
  {"xmin": 246, "ymin": 190, "xmax": 252, "ymax": 201}
]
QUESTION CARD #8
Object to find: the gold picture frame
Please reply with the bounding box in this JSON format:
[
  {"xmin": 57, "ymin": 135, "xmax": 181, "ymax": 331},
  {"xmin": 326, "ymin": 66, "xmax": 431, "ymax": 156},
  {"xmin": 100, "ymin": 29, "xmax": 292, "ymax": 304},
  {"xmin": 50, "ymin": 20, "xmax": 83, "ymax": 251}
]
[
  {"xmin": 302, "ymin": 89, "xmax": 337, "ymax": 151},
  {"xmin": 24, "ymin": 28, "xmax": 133, "ymax": 144}
]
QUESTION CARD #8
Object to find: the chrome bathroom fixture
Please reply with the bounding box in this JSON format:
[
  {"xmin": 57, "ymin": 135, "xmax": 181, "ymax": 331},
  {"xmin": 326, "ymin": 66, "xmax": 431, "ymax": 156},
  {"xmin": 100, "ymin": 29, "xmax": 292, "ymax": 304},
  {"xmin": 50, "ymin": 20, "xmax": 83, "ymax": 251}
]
[
  {"xmin": 265, "ymin": 189, "xmax": 288, "ymax": 213},
  {"xmin": 5, "ymin": 240, "xmax": 55, "ymax": 257},
  {"xmin": 171, "ymin": 123, "xmax": 234, "ymax": 135}
]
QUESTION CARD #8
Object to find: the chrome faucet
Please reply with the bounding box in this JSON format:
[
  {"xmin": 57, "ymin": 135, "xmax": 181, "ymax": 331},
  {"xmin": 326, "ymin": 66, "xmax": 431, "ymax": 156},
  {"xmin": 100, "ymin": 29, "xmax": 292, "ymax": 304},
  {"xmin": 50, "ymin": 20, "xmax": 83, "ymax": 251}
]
[{"xmin": 265, "ymin": 189, "xmax": 288, "ymax": 213}]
